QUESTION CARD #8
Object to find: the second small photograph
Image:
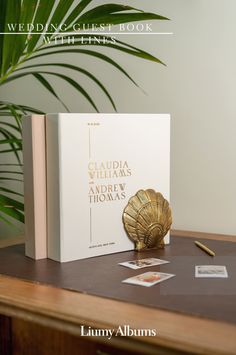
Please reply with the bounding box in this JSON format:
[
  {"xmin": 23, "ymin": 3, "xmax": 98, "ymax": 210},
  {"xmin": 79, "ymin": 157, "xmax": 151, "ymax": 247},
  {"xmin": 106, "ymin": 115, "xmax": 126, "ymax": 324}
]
[{"xmin": 119, "ymin": 258, "xmax": 170, "ymax": 270}]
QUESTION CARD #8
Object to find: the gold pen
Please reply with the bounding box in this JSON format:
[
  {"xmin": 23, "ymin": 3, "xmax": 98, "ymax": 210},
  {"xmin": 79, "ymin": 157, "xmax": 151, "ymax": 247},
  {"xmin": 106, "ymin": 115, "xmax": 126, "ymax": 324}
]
[{"xmin": 195, "ymin": 240, "xmax": 215, "ymax": 257}]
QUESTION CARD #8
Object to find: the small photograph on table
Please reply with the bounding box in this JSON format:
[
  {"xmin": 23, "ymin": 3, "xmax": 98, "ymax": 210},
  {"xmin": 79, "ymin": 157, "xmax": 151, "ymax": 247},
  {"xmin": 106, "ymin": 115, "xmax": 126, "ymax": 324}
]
[
  {"xmin": 195, "ymin": 265, "xmax": 228, "ymax": 278},
  {"xmin": 122, "ymin": 271, "xmax": 175, "ymax": 287},
  {"xmin": 119, "ymin": 258, "xmax": 169, "ymax": 270}
]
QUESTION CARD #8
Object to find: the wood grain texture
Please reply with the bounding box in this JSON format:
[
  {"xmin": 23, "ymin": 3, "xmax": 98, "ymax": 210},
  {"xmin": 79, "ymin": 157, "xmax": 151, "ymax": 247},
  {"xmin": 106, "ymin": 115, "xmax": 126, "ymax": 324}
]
[
  {"xmin": 0, "ymin": 231, "xmax": 236, "ymax": 354},
  {"xmin": 0, "ymin": 275, "xmax": 236, "ymax": 355},
  {"xmin": 12, "ymin": 318, "xmax": 96, "ymax": 355},
  {"xmin": 11, "ymin": 318, "xmax": 157, "ymax": 355},
  {"xmin": 0, "ymin": 315, "xmax": 12, "ymax": 355}
]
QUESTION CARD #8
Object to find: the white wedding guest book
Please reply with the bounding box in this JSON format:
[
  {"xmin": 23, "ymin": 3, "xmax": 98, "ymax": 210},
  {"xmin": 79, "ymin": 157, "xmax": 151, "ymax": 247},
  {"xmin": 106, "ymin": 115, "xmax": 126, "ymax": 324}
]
[{"xmin": 46, "ymin": 114, "xmax": 170, "ymax": 262}]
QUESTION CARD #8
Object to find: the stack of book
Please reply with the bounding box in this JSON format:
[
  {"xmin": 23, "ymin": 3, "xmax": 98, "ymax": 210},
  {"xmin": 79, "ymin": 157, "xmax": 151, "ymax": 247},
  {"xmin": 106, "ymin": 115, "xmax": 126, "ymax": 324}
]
[{"xmin": 23, "ymin": 113, "xmax": 170, "ymax": 262}]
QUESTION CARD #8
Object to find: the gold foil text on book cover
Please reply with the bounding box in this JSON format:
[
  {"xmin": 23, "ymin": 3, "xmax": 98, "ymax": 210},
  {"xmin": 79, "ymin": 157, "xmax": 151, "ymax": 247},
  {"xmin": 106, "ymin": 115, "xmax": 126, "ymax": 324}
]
[{"xmin": 88, "ymin": 161, "xmax": 132, "ymax": 204}]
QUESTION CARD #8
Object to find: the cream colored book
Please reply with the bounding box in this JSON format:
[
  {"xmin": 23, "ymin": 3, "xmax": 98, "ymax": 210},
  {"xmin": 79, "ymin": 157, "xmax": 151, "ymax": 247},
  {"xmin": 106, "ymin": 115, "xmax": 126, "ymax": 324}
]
[
  {"xmin": 22, "ymin": 115, "xmax": 47, "ymax": 259},
  {"xmin": 46, "ymin": 113, "xmax": 170, "ymax": 262}
]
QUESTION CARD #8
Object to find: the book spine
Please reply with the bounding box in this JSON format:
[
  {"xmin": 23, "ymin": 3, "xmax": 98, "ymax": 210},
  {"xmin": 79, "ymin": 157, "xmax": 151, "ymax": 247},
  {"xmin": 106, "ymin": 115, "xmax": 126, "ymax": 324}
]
[
  {"xmin": 46, "ymin": 115, "xmax": 62, "ymax": 261},
  {"xmin": 165, "ymin": 116, "xmax": 170, "ymax": 245},
  {"xmin": 22, "ymin": 115, "xmax": 47, "ymax": 259}
]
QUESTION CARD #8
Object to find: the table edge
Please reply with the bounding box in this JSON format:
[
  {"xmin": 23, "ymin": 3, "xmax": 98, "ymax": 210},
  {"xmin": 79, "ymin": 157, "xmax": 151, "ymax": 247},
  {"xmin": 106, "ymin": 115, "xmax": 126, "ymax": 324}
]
[{"xmin": 0, "ymin": 230, "xmax": 236, "ymax": 354}]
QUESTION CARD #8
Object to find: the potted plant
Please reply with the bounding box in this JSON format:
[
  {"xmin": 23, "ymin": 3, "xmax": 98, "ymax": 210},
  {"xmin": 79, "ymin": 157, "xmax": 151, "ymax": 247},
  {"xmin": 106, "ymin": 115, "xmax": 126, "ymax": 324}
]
[{"xmin": 0, "ymin": 0, "xmax": 168, "ymax": 229}]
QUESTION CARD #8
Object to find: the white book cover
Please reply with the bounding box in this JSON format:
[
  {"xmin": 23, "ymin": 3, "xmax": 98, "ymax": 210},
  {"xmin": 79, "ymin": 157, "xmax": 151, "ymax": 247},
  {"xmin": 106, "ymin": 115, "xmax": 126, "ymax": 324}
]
[
  {"xmin": 46, "ymin": 113, "xmax": 170, "ymax": 262},
  {"xmin": 22, "ymin": 115, "xmax": 47, "ymax": 260}
]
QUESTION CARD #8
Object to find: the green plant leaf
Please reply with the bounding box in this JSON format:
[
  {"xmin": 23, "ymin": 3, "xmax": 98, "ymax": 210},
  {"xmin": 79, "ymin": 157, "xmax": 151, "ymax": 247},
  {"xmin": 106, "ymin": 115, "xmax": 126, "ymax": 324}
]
[
  {"xmin": 63, "ymin": 0, "xmax": 93, "ymax": 28},
  {"xmin": 25, "ymin": 49, "xmax": 138, "ymax": 87},
  {"xmin": 0, "ymin": 128, "xmax": 21, "ymax": 145},
  {"xmin": 0, "ymin": 187, "xmax": 23, "ymax": 197},
  {"xmin": 0, "ymin": 100, "xmax": 44, "ymax": 123},
  {"xmin": 6, "ymin": 104, "xmax": 22, "ymax": 131},
  {"xmin": 0, "ymin": 0, "xmax": 170, "ymax": 229},
  {"xmin": 46, "ymin": 72, "xmax": 99, "ymax": 112},
  {"xmin": 27, "ymin": 0, "xmax": 55, "ymax": 52},
  {"xmin": 80, "ymin": 4, "xmax": 141, "ymax": 18},
  {"xmin": 0, "ymin": 137, "xmax": 21, "ymax": 145},
  {"xmin": 47, "ymin": 0, "xmax": 75, "ymax": 38},
  {"xmin": 11, "ymin": 0, "xmax": 38, "ymax": 66},
  {"xmin": 1, "ymin": 0, "xmax": 21, "ymax": 76},
  {"xmin": 0, "ymin": 164, "xmax": 23, "ymax": 166},
  {"xmin": 0, "ymin": 129, "xmax": 22, "ymax": 163},
  {"xmin": 0, "ymin": 0, "xmax": 7, "ymax": 72},
  {"xmin": 0, "ymin": 211, "xmax": 17, "ymax": 226},
  {"xmin": 0, "ymin": 139, "xmax": 20, "ymax": 145},
  {"xmin": 16, "ymin": 63, "xmax": 116, "ymax": 110},
  {"xmin": 0, "ymin": 112, "xmax": 15, "ymax": 116},
  {"xmin": 33, "ymin": 73, "xmax": 69, "ymax": 111},
  {"xmin": 0, "ymin": 121, "xmax": 21, "ymax": 132},
  {"xmin": 74, "ymin": 4, "xmax": 169, "ymax": 26},
  {"xmin": 0, "ymin": 194, "xmax": 24, "ymax": 211},
  {"xmin": 15, "ymin": 105, "xmax": 44, "ymax": 114},
  {"xmin": 0, "ymin": 124, "xmax": 22, "ymax": 144},
  {"xmin": 0, "ymin": 171, "xmax": 23, "ymax": 175},
  {"xmin": 35, "ymin": 35, "xmax": 165, "ymax": 65},
  {"xmin": 0, "ymin": 102, "xmax": 25, "ymax": 116},
  {"xmin": 0, "ymin": 177, "xmax": 23, "ymax": 182},
  {"xmin": 0, "ymin": 202, "xmax": 24, "ymax": 223},
  {"xmin": 4, "ymin": 70, "xmax": 98, "ymax": 111}
]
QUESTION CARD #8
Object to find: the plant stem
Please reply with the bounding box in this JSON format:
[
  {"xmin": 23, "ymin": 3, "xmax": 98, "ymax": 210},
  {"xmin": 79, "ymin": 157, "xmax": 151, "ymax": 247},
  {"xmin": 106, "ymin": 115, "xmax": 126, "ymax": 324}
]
[{"xmin": 0, "ymin": 51, "xmax": 34, "ymax": 85}]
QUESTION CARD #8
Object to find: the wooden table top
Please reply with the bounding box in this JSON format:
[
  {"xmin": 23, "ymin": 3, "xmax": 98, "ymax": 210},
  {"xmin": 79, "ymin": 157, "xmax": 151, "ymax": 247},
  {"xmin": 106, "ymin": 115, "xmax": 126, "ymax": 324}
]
[{"xmin": 0, "ymin": 230, "xmax": 236, "ymax": 355}]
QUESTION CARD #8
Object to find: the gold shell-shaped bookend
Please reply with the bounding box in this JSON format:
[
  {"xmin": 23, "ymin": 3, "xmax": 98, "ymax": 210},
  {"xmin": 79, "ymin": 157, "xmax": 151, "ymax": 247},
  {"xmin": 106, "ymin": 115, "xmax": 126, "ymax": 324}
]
[{"xmin": 122, "ymin": 189, "xmax": 172, "ymax": 251}]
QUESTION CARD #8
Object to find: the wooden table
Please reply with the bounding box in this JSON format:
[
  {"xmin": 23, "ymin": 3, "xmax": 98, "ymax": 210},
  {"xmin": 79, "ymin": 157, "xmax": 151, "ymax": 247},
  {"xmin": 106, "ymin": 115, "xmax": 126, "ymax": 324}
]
[{"xmin": 0, "ymin": 231, "xmax": 236, "ymax": 355}]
